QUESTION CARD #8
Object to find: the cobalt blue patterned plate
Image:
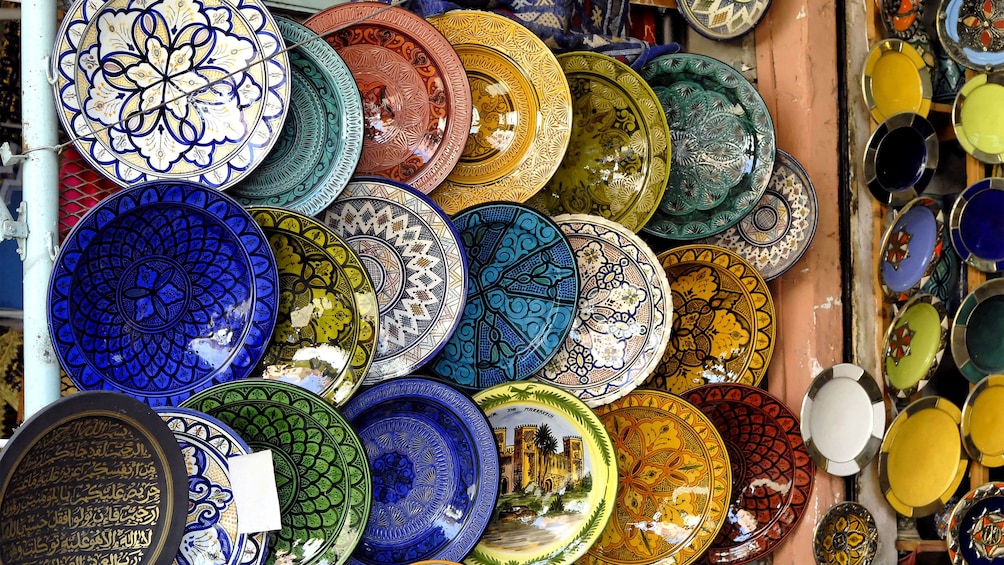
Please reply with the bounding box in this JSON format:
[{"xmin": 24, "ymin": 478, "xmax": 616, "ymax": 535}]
[
  {"xmin": 341, "ymin": 377, "xmax": 499, "ymax": 565},
  {"xmin": 428, "ymin": 203, "xmax": 578, "ymax": 391},
  {"xmin": 947, "ymin": 482, "xmax": 1004, "ymax": 565},
  {"xmin": 950, "ymin": 177, "xmax": 1004, "ymax": 273},
  {"xmin": 155, "ymin": 406, "xmax": 267, "ymax": 565},
  {"xmin": 878, "ymin": 196, "xmax": 945, "ymax": 302},
  {"xmin": 47, "ymin": 181, "xmax": 279, "ymax": 407}
]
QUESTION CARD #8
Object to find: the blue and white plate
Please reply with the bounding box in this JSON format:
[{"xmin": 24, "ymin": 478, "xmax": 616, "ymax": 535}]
[{"xmin": 948, "ymin": 482, "xmax": 1004, "ymax": 565}]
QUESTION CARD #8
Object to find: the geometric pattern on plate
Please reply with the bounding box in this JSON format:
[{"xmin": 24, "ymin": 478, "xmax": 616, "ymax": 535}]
[
  {"xmin": 676, "ymin": 0, "xmax": 772, "ymax": 40},
  {"xmin": 947, "ymin": 482, "xmax": 1004, "ymax": 565},
  {"xmin": 812, "ymin": 501, "xmax": 879, "ymax": 565},
  {"xmin": 878, "ymin": 196, "xmax": 945, "ymax": 302},
  {"xmin": 938, "ymin": 0, "xmax": 1004, "ymax": 72},
  {"xmin": 882, "ymin": 293, "xmax": 948, "ymax": 399}
]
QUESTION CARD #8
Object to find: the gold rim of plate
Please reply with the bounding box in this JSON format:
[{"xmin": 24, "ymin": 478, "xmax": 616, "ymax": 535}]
[
  {"xmin": 962, "ymin": 374, "xmax": 1004, "ymax": 467},
  {"xmin": 862, "ymin": 39, "xmax": 932, "ymax": 123},
  {"xmin": 953, "ymin": 73, "xmax": 1004, "ymax": 164}
]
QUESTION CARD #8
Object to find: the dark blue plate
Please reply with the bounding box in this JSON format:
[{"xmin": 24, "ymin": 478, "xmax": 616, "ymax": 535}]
[
  {"xmin": 947, "ymin": 482, "xmax": 1004, "ymax": 565},
  {"xmin": 879, "ymin": 196, "xmax": 944, "ymax": 302},
  {"xmin": 950, "ymin": 177, "xmax": 1004, "ymax": 273},
  {"xmin": 864, "ymin": 112, "xmax": 938, "ymax": 207},
  {"xmin": 341, "ymin": 377, "xmax": 499, "ymax": 565},
  {"xmin": 48, "ymin": 181, "xmax": 279, "ymax": 406},
  {"xmin": 428, "ymin": 202, "xmax": 578, "ymax": 390}
]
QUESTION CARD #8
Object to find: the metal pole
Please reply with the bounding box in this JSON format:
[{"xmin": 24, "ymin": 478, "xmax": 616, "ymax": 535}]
[{"xmin": 19, "ymin": 0, "xmax": 61, "ymax": 416}]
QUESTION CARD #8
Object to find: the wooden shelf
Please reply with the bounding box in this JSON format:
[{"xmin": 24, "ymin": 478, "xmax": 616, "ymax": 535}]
[
  {"xmin": 930, "ymin": 102, "xmax": 953, "ymax": 114},
  {"xmin": 895, "ymin": 539, "xmax": 947, "ymax": 553}
]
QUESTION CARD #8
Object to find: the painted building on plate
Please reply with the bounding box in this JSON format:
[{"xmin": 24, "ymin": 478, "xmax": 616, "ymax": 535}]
[{"xmin": 493, "ymin": 425, "xmax": 584, "ymax": 495}]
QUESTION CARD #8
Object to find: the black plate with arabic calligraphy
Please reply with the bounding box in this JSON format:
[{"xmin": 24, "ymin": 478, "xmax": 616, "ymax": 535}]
[{"xmin": 0, "ymin": 391, "xmax": 188, "ymax": 565}]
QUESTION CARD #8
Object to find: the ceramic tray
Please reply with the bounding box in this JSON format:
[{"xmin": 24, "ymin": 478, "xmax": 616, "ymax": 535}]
[
  {"xmin": 882, "ymin": 293, "xmax": 948, "ymax": 399},
  {"xmin": 304, "ymin": 3, "xmax": 471, "ymax": 195},
  {"xmin": 878, "ymin": 196, "xmax": 945, "ymax": 302},
  {"xmin": 813, "ymin": 502, "xmax": 879, "ymax": 565},
  {"xmin": 250, "ymin": 207, "xmax": 378, "ymax": 406},
  {"xmin": 319, "ymin": 178, "xmax": 467, "ymax": 384},
  {"xmin": 181, "ymin": 379, "xmax": 371, "ymax": 565},
  {"xmin": 51, "ymin": 0, "xmax": 290, "ymax": 190},
  {"xmin": 800, "ymin": 363, "xmax": 885, "ymax": 477},
  {"xmin": 526, "ymin": 52, "xmax": 669, "ymax": 233},
  {"xmin": 952, "ymin": 278, "xmax": 1004, "ymax": 384},
  {"xmin": 953, "ymin": 74, "xmax": 1004, "ymax": 164},
  {"xmin": 341, "ymin": 378, "xmax": 499, "ymax": 565},
  {"xmin": 676, "ymin": 0, "xmax": 771, "ymax": 40},
  {"xmin": 949, "ymin": 177, "xmax": 1004, "ymax": 272},
  {"xmin": 429, "ymin": 203, "xmax": 578, "ymax": 391},
  {"xmin": 470, "ymin": 382, "xmax": 616, "ymax": 565},
  {"xmin": 47, "ymin": 182, "xmax": 279, "ymax": 407},
  {"xmin": 962, "ymin": 375, "xmax": 1004, "ymax": 467},
  {"xmin": 426, "ymin": 10, "xmax": 572, "ymax": 214},
  {"xmin": 864, "ymin": 112, "xmax": 939, "ymax": 206},
  {"xmin": 947, "ymin": 482, "xmax": 1004, "ymax": 565},
  {"xmin": 584, "ymin": 390, "xmax": 731, "ymax": 565},
  {"xmin": 862, "ymin": 39, "xmax": 933, "ymax": 123},
  {"xmin": 0, "ymin": 391, "xmax": 188, "ymax": 565},
  {"xmin": 644, "ymin": 245, "xmax": 775, "ymax": 394},
  {"xmin": 938, "ymin": 0, "xmax": 1004, "ymax": 72},
  {"xmin": 230, "ymin": 18, "xmax": 363, "ymax": 216},
  {"xmin": 640, "ymin": 53, "xmax": 775, "ymax": 240}
]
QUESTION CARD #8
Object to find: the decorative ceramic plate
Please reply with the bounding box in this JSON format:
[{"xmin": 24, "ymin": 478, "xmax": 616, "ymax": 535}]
[
  {"xmin": 426, "ymin": 10, "xmax": 572, "ymax": 214},
  {"xmin": 878, "ymin": 196, "xmax": 945, "ymax": 302},
  {"xmin": 59, "ymin": 146, "xmax": 122, "ymax": 239},
  {"xmin": 229, "ymin": 19, "xmax": 363, "ymax": 216},
  {"xmin": 250, "ymin": 207, "xmax": 378, "ymax": 406},
  {"xmin": 938, "ymin": 0, "xmax": 1004, "ymax": 72},
  {"xmin": 525, "ymin": 52, "xmax": 670, "ymax": 233},
  {"xmin": 180, "ymin": 379, "xmax": 372, "ymax": 565},
  {"xmin": 693, "ymin": 149, "xmax": 818, "ymax": 280},
  {"xmin": 862, "ymin": 39, "xmax": 933, "ymax": 123},
  {"xmin": 954, "ymin": 74, "xmax": 1004, "ymax": 163},
  {"xmin": 642, "ymin": 245, "xmax": 775, "ymax": 394},
  {"xmin": 584, "ymin": 390, "xmax": 731, "ymax": 565},
  {"xmin": 879, "ymin": 396, "xmax": 968, "ymax": 517},
  {"xmin": 947, "ymin": 482, "xmax": 1004, "ymax": 564},
  {"xmin": 156, "ymin": 406, "xmax": 267, "ymax": 565},
  {"xmin": 962, "ymin": 375, "xmax": 1004, "ymax": 467},
  {"xmin": 952, "ymin": 278, "xmax": 1004, "ymax": 383},
  {"xmin": 950, "ymin": 177, "xmax": 1004, "ymax": 272},
  {"xmin": 319, "ymin": 178, "xmax": 467, "ymax": 384},
  {"xmin": 341, "ymin": 378, "xmax": 499, "ymax": 565},
  {"xmin": 470, "ymin": 382, "xmax": 616, "ymax": 565},
  {"xmin": 640, "ymin": 53, "xmax": 775, "ymax": 240},
  {"xmin": 533, "ymin": 214, "xmax": 672, "ymax": 407},
  {"xmin": 864, "ymin": 112, "xmax": 939, "ymax": 206},
  {"xmin": 304, "ymin": 3, "xmax": 471, "ymax": 194},
  {"xmin": 812, "ymin": 502, "xmax": 879, "ymax": 565},
  {"xmin": 677, "ymin": 0, "xmax": 771, "ymax": 40},
  {"xmin": 800, "ymin": 363, "xmax": 885, "ymax": 476},
  {"xmin": 47, "ymin": 182, "xmax": 279, "ymax": 407},
  {"xmin": 428, "ymin": 203, "xmax": 578, "ymax": 391},
  {"xmin": 0, "ymin": 391, "xmax": 187, "ymax": 565},
  {"xmin": 682, "ymin": 384, "xmax": 815, "ymax": 564},
  {"xmin": 51, "ymin": 0, "xmax": 290, "ymax": 189},
  {"xmin": 879, "ymin": 0, "xmax": 937, "ymax": 67},
  {"xmin": 882, "ymin": 293, "xmax": 948, "ymax": 398}
]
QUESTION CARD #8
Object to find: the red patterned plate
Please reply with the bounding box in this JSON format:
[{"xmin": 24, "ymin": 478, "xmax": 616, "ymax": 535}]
[
  {"xmin": 58, "ymin": 147, "xmax": 122, "ymax": 239},
  {"xmin": 682, "ymin": 383, "xmax": 815, "ymax": 564},
  {"xmin": 304, "ymin": 3, "xmax": 472, "ymax": 194}
]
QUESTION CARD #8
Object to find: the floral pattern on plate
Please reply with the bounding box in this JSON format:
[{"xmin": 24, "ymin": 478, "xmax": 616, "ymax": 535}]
[
  {"xmin": 677, "ymin": 0, "xmax": 772, "ymax": 40},
  {"xmin": 813, "ymin": 502, "xmax": 878, "ymax": 565}
]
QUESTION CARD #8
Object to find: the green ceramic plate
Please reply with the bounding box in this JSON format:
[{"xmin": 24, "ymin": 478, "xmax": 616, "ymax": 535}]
[
  {"xmin": 882, "ymin": 293, "xmax": 948, "ymax": 398},
  {"xmin": 952, "ymin": 278, "xmax": 1004, "ymax": 384}
]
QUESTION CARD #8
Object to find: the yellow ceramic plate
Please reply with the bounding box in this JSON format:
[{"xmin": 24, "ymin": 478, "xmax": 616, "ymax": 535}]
[
  {"xmin": 642, "ymin": 245, "xmax": 775, "ymax": 394},
  {"xmin": 962, "ymin": 374, "xmax": 1004, "ymax": 467},
  {"xmin": 427, "ymin": 11, "xmax": 572, "ymax": 215},
  {"xmin": 879, "ymin": 396, "xmax": 968, "ymax": 518},
  {"xmin": 954, "ymin": 73, "xmax": 1004, "ymax": 164},
  {"xmin": 585, "ymin": 390, "xmax": 730, "ymax": 565},
  {"xmin": 862, "ymin": 39, "xmax": 933, "ymax": 123}
]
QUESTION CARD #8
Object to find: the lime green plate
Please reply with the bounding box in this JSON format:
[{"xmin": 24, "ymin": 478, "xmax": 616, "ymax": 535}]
[
  {"xmin": 954, "ymin": 74, "xmax": 1004, "ymax": 163},
  {"xmin": 882, "ymin": 293, "xmax": 948, "ymax": 399}
]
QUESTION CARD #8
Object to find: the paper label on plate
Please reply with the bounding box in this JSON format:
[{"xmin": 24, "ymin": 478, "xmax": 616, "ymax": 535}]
[{"xmin": 229, "ymin": 450, "xmax": 282, "ymax": 533}]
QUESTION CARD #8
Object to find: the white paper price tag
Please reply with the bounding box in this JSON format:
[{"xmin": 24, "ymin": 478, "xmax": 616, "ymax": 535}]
[{"xmin": 229, "ymin": 450, "xmax": 282, "ymax": 533}]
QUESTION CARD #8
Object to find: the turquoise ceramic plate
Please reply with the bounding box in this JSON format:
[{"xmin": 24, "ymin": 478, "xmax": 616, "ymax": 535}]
[{"xmin": 952, "ymin": 278, "xmax": 1004, "ymax": 384}]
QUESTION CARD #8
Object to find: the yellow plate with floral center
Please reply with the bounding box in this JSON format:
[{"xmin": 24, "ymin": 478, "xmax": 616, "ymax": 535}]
[{"xmin": 642, "ymin": 245, "xmax": 775, "ymax": 394}]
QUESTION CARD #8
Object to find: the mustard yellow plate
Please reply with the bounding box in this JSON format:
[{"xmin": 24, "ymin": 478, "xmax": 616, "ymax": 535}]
[
  {"xmin": 962, "ymin": 374, "xmax": 1004, "ymax": 467},
  {"xmin": 954, "ymin": 73, "xmax": 1004, "ymax": 164},
  {"xmin": 427, "ymin": 11, "xmax": 572, "ymax": 215},
  {"xmin": 879, "ymin": 396, "xmax": 968, "ymax": 518},
  {"xmin": 862, "ymin": 39, "xmax": 933, "ymax": 123}
]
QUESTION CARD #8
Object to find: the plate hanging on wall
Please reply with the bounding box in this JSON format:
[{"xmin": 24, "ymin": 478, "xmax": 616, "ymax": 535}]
[
  {"xmin": 676, "ymin": 0, "xmax": 772, "ymax": 40},
  {"xmin": 947, "ymin": 482, "xmax": 1004, "ymax": 565},
  {"xmin": 861, "ymin": 39, "xmax": 933, "ymax": 124},
  {"xmin": 953, "ymin": 74, "xmax": 1004, "ymax": 164},
  {"xmin": 952, "ymin": 278, "xmax": 1004, "ymax": 384},
  {"xmin": 863, "ymin": 112, "xmax": 939, "ymax": 206},
  {"xmin": 877, "ymin": 195, "xmax": 945, "ymax": 302},
  {"xmin": 937, "ymin": 0, "xmax": 1004, "ymax": 72},
  {"xmin": 962, "ymin": 375, "xmax": 1004, "ymax": 468},
  {"xmin": 949, "ymin": 176, "xmax": 1004, "ymax": 272},
  {"xmin": 812, "ymin": 502, "xmax": 879, "ymax": 565},
  {"xmin": 881, "ymin": 293, "xmax": 948, "ymax": 399}
]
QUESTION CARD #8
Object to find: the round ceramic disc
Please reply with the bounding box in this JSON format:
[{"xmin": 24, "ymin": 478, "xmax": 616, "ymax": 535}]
[
  {"xmin": 428, "ymin": 203, "xmax": 578, "ymax": 391},
  {"xmin": 812, "ymin": 502, "xmax": 878, "ymax": 565},
  {"xmin": 229, "ymin": 18, "xmax": 363, "ymax": 216},
  {"xmin": 181, "ymin": 379, "xmax": 372, "ymax": 565},
  {"xmin": 962, "ymin": 375, "xmax": 1004, "ymax": 467},
  {"xmin": 862, "ymin": 39, "xmax": 933, "ymax": 123},
  {"xmin": 947, "ymin": 482, "xmax": 1004, "ymax": 565},
  {"xmin": 693, "ymin": 148, "xmax": 818, "ymax": 280},
  {"xmin": 341, "ymin": 378, "xmax": 499, "ymax": 565},
  {"xmin": 879, "ymin": 396, "xmax": 968, "ymax": 518},
  {"xmin": 878, "ymin": 196, "xmax": 945, "ymax": 302},
  {"xmin": 303, "ymin": 4, "xmax": 472, "ymax": 194},
  {"xmin": 155, "ymin": 406, "xmax": 266, "ymax": 565},
  {"xmin": 47, "ymin": 182, "xmax": 279, "ymax": 406},
  {"xmin": 470, "ymin": 382, "xmax": 616, "ymax": 565},
  {"xmin": 800, "ymin": 363, "xmax": 885, "ymax": 476},
  {"xmin": 954, "ymin": 74, "xmax": 1004, "ymax": 164},
  {"xmin": 882, "ymin": 293, "xmax": 948, "ymax": 398},
  {"xmin": 526, "ymin": 52, "xmax": 670, "ymax": 233},
  {"xmin": 533, "ymin": 214, "xmax": 672, "ymax": 408},
  {"xmin": 583, "ymin": 390, "xmax": 731, "ymax": 565},
  {"xmin": 938, "ymin": 0, "xmax": 1004, "ymax": 72},
  {"xmin": 676, "ymin": 0, "xmax": 771, "ymax": 40},
  {"xmin": 950, "ymin": 177, "xmax": 1004, "ymax": 272},
  {"xmin": 319, "ymin": 178, "xmax": 468, "ymax": 384},
  {"xmin": 952, "ymin": 278, "xmax": 1004, "ymax": 383},
  {"xmin": 250, "ymin": 207, "xmax": 378, "ymax": 406},
  {"xmin": 863, "ymin": 112, "xmax": 939, "ymax": 206}
]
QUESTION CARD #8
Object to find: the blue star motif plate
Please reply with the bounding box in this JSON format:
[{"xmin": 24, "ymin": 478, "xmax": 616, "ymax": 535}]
[
  {"xmin": 341, "ymin": 377, "xmax": 500, "ymax": 565},
  {"xmin": 48, "ymin": 181, "xmax": 279, "ymax": 406}
]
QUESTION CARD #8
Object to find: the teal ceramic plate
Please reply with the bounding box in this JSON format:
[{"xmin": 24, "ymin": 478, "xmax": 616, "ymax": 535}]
[{"xmin": 952, "ymin": 278, "xmax": 1004, "ymax": 384}]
